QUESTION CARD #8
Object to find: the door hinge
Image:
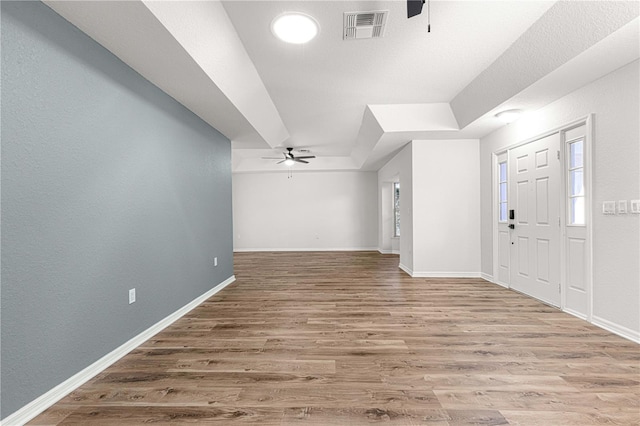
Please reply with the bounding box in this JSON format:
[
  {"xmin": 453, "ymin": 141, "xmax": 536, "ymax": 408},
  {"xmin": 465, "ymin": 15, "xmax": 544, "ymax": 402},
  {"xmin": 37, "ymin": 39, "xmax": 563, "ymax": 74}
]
[{"xmin": 557, "ymin": 150, "xmax": 560, "ymax": 160}]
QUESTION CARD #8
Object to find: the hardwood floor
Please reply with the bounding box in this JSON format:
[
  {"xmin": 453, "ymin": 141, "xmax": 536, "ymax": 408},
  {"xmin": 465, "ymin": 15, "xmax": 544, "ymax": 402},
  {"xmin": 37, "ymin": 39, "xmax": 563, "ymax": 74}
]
[{"xmin": 29, "ymin": 252, "xmax": 639, "ymax": 425}]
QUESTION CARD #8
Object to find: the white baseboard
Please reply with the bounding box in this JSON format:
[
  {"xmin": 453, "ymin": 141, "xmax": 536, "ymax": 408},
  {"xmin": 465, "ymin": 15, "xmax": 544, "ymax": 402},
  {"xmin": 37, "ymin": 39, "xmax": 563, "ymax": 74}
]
[
  {"xmin": 234, "ymin": 247, "xmax": 379, "ymax": 252},
  {"xmin": 482, "ymin": 281, "xmax": 638, "ymax": 344},
  {"xmin": 1, "ymin": 275, "xmax": 236, "ymax": 426},
  {"xmin": 563, "ymin": 307, "xmax": 588, "ymax": 321},
  {"xmin": 480, "ymin": 272, "xmax": 494, "ymax": 282},
  {"xmin": 377, "ymin": 249, "xmax": 400, "ymax": 255},
  {"xmin": 397, "ymin": 264, "xmax": 480, "ymax": 278},
  {"xmin": 410, "ymin": 271, "xmax": 481, "ymax": 278},
  {"xmin": 398, "ymin": 263, "xmax": 413, "ymax": 276},
  {"xmin": 481, "ymin": 273, "xmax": 510, "ymax": 288},
  {"xmin": 592, "ymin": 315, "xmax": 640, "ymax": 344}
]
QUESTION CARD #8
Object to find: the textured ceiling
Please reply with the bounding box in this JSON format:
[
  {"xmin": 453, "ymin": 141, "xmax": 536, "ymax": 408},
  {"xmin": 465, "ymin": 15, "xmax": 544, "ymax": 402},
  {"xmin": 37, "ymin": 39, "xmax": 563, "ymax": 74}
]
[
  {"xmin": 45, "ymin": 1, "xmax": 639, "ymax": 172},
  {"xmin": 223, "ymin": 1, "xmax": 555, "ymax": 156}
]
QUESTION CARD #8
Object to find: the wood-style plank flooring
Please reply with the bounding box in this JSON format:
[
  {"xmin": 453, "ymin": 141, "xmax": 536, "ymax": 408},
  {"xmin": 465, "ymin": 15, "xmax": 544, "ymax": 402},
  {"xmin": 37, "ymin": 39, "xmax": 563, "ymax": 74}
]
[{"xmin": 29, "ymin": 252, "xmax": 639, "ymax": 425}]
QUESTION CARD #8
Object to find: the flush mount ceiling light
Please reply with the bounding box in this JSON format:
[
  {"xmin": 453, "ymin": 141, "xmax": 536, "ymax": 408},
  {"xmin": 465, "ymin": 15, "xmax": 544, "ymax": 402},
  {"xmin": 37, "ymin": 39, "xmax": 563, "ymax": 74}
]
[
  {"xmin": 495, "ymin": 109, "xmax": 523, "ymax": 124},
  {"xmin": 271, "ymin": 12, "xmax": 319, "ymax": 44}
]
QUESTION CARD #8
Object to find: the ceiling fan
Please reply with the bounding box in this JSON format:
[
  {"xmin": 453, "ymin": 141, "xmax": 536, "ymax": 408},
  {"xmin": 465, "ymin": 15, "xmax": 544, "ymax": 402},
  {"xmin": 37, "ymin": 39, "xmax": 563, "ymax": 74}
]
[{"xmin": 262, "ymin": 147, "xmax": 316, "ymax": 165}]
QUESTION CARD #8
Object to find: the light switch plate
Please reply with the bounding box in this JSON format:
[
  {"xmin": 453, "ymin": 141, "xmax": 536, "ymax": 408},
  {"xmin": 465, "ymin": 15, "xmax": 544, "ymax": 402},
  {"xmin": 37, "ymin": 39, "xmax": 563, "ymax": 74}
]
[
  {"xmin": 618, "ymin": 200, "xmax": 627, "ymax": 214},
  {"xmin": 631, "ymin": 200, "xmax": 640, "ymax": 214},
  {"xmin": 602, "ymin": 201, "xmax": 616, "ymax": 215}
]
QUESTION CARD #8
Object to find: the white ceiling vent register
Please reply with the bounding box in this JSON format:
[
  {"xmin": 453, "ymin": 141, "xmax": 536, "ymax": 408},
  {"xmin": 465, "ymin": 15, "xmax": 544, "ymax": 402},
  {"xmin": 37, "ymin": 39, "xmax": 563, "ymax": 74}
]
[{"xmin": 343, "ymin": 11, "xmax": 388, "ymax": 40}]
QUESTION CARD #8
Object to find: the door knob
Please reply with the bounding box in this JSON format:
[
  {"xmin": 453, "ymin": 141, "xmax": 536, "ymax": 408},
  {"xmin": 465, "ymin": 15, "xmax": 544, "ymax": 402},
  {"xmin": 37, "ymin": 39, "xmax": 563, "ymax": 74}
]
[{"xmin": 508, "ymin": 224, "xmax": 515, "ymax": 229}]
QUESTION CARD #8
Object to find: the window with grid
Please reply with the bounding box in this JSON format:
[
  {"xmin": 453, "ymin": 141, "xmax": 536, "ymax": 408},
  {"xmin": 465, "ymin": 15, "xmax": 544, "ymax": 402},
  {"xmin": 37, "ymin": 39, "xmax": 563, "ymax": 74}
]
[
  {"xmin": 498, "ymin": 161, "xmax": 507, "ymax": 222},
  {"xmin": 568, "ymin": 139, "xmax": 585, "ymax": 225}
]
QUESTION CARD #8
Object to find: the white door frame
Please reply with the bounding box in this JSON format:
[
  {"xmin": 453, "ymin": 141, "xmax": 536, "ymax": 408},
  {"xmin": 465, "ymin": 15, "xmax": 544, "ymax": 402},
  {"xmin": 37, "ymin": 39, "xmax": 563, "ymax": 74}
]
[{"xmin": 492, "ymin": 115, "xmax": 594, "ymax": 316}]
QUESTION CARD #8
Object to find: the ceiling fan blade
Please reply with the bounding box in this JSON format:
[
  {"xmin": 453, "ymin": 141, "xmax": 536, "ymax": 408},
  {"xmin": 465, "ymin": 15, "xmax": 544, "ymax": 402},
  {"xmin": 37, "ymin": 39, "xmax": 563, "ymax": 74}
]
[
  {"xmin": 294, "ymin": 159, "xmax": 309, "ymax": 164},
  {"xmin": 276, "ymin": 159, "xmax": 286, "ymax": 164},
  {"xmin": 294, "ymin": 155, "xmax": 316, "ymax": 159},
  {"xmin": 408, "ymin": 0, "xmax": 424, "ymax": 18}
]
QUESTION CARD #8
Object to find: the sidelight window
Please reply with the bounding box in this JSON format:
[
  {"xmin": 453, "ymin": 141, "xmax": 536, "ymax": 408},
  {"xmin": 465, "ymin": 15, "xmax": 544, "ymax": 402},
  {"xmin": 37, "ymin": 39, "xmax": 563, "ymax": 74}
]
[
  {"xmin": 568, "ymin": 139, "xmax": 585, "ymax": 225},
  {"xmin": 498, "ymin": 161, "xmax": 508, "ymax": 222}
]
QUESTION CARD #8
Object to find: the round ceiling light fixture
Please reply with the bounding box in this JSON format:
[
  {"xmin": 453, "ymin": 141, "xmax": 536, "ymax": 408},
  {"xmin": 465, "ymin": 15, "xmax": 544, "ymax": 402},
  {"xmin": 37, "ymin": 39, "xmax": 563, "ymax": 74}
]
[
  {"xmin": 284, "ymin": 158, "xmax": 295, "ymax": 166},
  {"xmin": 495, "ymin": 109, "xmax": 523, "ymax": 124},
  {"xmin": 271, "ymin": 12, "xmax": 319, "ymax": 44}
]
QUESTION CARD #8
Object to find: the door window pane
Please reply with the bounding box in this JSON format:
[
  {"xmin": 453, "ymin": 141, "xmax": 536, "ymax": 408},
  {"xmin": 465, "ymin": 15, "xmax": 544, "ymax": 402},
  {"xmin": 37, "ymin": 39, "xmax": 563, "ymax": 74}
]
[
  {"xmin": 570, "ymin": 169, "xmax": 584, "ymax": 196},
  {"xmin": 499, "ymin": 162, "xmax": 507, "ymax": 182},
  {"xmin": 570, "ymin": 140, "xmax": 583, "ymax": 168},
  {"xmin": 567, "ymin": 138, "xmax": 585, "ymax": 225},
  {"xmin": 499, "ymin": 182, "xmax": 507, "ymax": 202},
  {"xmin": 498, "ymin": 160, "xmax": 507, "ymax": 222},
  {"xmin": 570, "ymin": 197, "xmax": 585, "ymax": 225}
]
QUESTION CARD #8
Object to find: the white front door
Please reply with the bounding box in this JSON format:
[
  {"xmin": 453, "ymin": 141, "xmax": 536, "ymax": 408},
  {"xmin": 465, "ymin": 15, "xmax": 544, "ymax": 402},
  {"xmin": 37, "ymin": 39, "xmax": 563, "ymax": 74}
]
[{"xmin": 509, "ymin": 133, "xmax": 561, "ymax": 307}]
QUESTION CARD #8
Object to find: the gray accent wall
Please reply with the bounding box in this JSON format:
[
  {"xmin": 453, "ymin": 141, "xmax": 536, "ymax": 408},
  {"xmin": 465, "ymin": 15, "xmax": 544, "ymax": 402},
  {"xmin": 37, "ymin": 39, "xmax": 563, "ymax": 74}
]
[{"xmin": 1, "ymin": 1, "xmax": 234, "ymax": 418}]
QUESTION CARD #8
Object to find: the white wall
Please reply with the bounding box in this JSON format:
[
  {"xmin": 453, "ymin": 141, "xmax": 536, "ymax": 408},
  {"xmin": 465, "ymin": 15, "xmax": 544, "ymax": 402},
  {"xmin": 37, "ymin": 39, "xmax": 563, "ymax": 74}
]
[
  {"xmin": 391, "ymin": 237, "xmax": 400, "ymax": 254},
  {"xmin": 233, "ymin": 171, "xmax": 378, "ymax": 251},
  {"xmin": 480, "ymin": 60, "xmax": 640, "ymax": 340},
  {"xmin": 378, "ymin": 144, "xmax": 413, "ymax": 271},
  {"xmin": 412, "ymin": 140, "xmax": 481, "ymax": 276},
  {"xmin": 377, "ymin": 141, "xmax": 481, "ymax": 277}
]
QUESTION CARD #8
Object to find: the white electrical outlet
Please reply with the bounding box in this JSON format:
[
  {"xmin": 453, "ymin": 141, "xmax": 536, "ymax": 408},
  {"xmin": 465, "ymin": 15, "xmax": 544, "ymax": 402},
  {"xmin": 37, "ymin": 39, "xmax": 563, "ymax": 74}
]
[
  {"xmin": 631, "ymin": 200, "xmax": 640, "ymax": 214},
  {"xmin": 618, "ymin": 200, "xmax": 627, "ymax": 214},
  {"xmin": 214, "ymin": 257, "xmax": 218, "ymax": 267},
  {"xmin": 129, "ymin": 288, "xmax": 136, "ymax": 304},
  {"xmin": 602, "ymin": 201, "xmax": 616, "ymax": 215}
]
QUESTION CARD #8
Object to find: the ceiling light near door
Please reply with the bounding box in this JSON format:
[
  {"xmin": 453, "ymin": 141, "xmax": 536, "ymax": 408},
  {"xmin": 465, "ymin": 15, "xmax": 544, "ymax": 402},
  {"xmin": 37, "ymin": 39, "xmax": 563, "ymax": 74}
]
[
  {"xmin": 495, "ymin": 109, "xmax": 523, "ymax": 124},
  {"xmin": 271, "ymin": 13, "xmax": 319, "ymax": 44}
]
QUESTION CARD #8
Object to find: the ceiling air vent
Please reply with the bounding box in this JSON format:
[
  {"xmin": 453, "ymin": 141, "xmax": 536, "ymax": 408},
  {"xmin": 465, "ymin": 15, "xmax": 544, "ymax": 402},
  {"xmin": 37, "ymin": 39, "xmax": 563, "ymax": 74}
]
[{"xmin": 343, "ymin": 10, "xmax": 388, "ymax": 40}]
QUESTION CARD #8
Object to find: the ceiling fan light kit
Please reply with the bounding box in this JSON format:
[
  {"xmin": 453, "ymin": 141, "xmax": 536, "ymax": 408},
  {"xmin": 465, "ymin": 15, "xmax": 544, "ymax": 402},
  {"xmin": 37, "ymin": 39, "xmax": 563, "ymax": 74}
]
[{"xmin": 262, "ymin": 147, "xmax": 316, "ymax": 166}]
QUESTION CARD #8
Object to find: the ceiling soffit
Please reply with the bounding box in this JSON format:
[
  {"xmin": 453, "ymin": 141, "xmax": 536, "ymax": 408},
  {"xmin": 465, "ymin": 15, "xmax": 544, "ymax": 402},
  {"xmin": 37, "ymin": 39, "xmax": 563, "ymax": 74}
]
[
  {"xmin": 45, "ymin": 0, "xmax": 290, "ymax": 150},
  {"xmin": 451, "ymin": 0, "xmax": 640, "ymax": 128},
  {"xmin": 43, "ymin": 1, "xmax": 639, "ymax": 172},
  {"xmin": 230, "ymin": 1, "xmax": 639, "ymax": 172}
]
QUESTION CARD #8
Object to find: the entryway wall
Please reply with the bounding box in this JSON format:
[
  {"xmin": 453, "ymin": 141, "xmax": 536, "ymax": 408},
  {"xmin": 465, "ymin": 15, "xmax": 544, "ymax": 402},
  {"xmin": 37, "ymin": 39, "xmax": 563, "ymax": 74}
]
[
  {"xmin": 378, "ymin": 140, "xmax": 481, "ymax": 277},
  {"xmin": 480, "ymin": 60, "xmax": 640, "ymax": 342}
]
